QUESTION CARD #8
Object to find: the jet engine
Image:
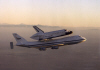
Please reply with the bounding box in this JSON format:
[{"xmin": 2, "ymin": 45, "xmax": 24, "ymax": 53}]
[
  {"xmin": 51, "ymin": 46, "xmax": 59, "ymax": 49},
  {"xmin": 39, "ymin": 47, "xmax": 46, "ymax": 51}
]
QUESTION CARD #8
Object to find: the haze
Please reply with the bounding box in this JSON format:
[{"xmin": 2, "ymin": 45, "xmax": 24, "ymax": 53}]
[{"xmin": 0, "ymin": 0, "xmax": 100, "ymax": 27}]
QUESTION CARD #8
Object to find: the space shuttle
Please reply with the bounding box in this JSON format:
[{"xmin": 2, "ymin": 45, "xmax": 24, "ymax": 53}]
[{"xmin": 30, "ymin": 26, "xmax": 73, "ymax": 41}]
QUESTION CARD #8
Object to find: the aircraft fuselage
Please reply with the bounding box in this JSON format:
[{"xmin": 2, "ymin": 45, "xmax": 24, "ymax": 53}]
[{"xmin": 30, "ymin": 29, "xmax": 73, "ymax": 40}]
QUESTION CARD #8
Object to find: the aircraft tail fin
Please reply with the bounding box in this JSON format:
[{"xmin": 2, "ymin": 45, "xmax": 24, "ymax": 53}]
[
  {"xmin": 13, "ymin": 33, "xmax": 27, "ymax": 45},
  {"xmin": 33, "ymin": 26, "xmax": 44, "ymax": 33}
]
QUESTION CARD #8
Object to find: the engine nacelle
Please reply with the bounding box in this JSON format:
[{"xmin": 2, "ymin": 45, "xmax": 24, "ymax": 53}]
[
  {"xmin": 39, "ymin": 47, "xmax": 46, "ymax": 51},
  {"xmin": 51, "ymin": 46, "xmax": 59, "ymax": 49}
]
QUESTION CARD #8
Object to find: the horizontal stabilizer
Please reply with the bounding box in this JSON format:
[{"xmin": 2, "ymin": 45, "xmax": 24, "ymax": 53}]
[{"xmin": 10, "ymin": 42, "xmax": 13, "ymax": 49}]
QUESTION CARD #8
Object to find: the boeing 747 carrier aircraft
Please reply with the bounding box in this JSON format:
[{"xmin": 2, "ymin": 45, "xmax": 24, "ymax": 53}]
[{"xmin": 10, "ymin": 33, "xmax": 86, "ymax": 51}]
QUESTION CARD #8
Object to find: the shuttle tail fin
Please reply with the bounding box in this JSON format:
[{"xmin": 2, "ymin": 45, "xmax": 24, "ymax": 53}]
[
  {"xmin": 33, "ymin": 26, "xmax": 44, "ymax": 33},
  {"xmin": 13, "ymin": 33, "xmax": 27, "ymax": 45}
]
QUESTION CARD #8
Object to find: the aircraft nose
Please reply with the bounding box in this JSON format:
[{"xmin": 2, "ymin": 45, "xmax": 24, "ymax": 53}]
[{"xmin": 81, "ymin": 36, "xmax": 86, "ymax": 40}]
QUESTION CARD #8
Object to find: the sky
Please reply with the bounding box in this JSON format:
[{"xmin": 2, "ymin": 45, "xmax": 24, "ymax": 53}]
[{"xmin": 0, "ymin": 0, "xmax": 100, "ymax": 27}]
